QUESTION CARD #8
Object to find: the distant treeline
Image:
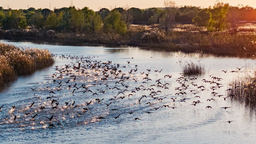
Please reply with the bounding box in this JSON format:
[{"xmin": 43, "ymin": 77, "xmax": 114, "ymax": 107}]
[{"xmin": 0, "ymin": 4, "xmax": 256, "ymax": 33}]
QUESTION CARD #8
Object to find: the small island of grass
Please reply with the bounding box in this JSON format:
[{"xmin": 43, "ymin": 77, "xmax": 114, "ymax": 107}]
[{"xmin": 0, "ymin": 43, "xmax": 54, "ymax": 88}]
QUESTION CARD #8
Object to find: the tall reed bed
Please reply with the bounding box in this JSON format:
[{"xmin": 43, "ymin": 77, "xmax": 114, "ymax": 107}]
[
  {"xmin": 182, "ymin": 62, "xmax": 205, "ymax": 76},
  {"xmin": 0, "ymin": 43, "xmax": 54, "ymax": 87},
  {"xmin": 228, "ymin": 76, "xmax": 256, "ymax": 108}
]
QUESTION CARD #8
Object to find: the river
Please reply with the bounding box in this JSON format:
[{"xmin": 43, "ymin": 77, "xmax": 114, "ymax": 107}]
[{"xmin": 0, "ymin": 40, "xmax": 256, "ymax": 143}]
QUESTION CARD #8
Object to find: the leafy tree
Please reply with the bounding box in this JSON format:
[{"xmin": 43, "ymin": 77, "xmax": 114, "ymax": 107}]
[
  {"xmin": 121, "ymin": 6, "xmax": 133, "ymax": 28},
  {"xmin": 89, "ymin": 13, "xmax": 103, "ymax": 32},
  {"xmin": 27, "ymin": 7, "xmax": 36, "ymax": 12},
  {"xmin": 112, "ymin": 8, "xmax": 125, "ymax": 14},
  {"xmin": 104, "ymin": 10, "xmax": 127, "ymax": 34},
  {"xmin": 128, "ymin": 8, "xmax": 143, "ymax": 24},
  {"xmin": 141, "ymin": 8, "xmax": 158, "ymax": 22},
  {"xmin": 192, "ymin": 9, "xmax": 210, "ymax": 26},
  {"xmin": 45, "ymin": 12, "xmax": 59, "ymax": 29},
  {"xmin": 177, "ymin": 6, "xmax": 199, "ymax": 22},
  {"xmin": 2, "ymin": 10, "xmax": 27, "ymax": 29},
  {"xmin": 148, "ymin": 8, "xmax": 164, "ymax": 24},
  {"xmin": 27, "ymin": 12, "xmax": 45, "ymax": 28},
  {"xmin": 81, "ymin": 7, "xmax": 95, "ymax": 31},
  {"xmin": 98, "ymin": 8, "xmax": 110, "ymax": 20},
  {"xmin": 227, "ymin": 7, "xmax": 240, "ymax": 32},
  {"xmin": 0, "ymin": 11, "xmax": 5, "ymax": 27},
  {"xmin": 207, "ymin": 2, "xmax": 229, "ymax": 31},
  {"xmin": 68, "ymin": 9, "xmax": 85, "ymax": 32},
  {"xmin": 159, "ymin": 0, "xmax": 176, "ymax": 33},
  {"xmin": 42, "ymin": 9, "xmax": 52, "ymax": 19}
]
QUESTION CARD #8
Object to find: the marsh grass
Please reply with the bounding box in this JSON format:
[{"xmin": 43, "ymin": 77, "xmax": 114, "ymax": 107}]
[
  {"xmin": 0, "ymin": 43, "xmax": 54, "ymax": 87},
  {"xmin": 183, "ymin": 62, "xmax": 205, "ymax": 76},
  {"xmin": 229, "ymin": 76, "xmax": 256, "ymax": 108},
  {"xmin": 1, "ymin": 27, "xmax": 256, "ymax": 58}
]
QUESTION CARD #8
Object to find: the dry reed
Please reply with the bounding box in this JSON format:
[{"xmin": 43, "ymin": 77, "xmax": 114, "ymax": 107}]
[
  {"xmin": 182, "ymin": 62, "xmax": 205, "ymax": 76},
  {"xmin": 0, "ymin": 43, "xmax": 54, "ymax": 87},
  {"xmin": 228, "ymin": 75, "xmax": 256, "ymax": 108}
]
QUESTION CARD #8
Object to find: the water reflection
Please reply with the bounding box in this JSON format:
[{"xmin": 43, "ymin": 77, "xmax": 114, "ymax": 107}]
[
  {"xmin": 0, "ymin": 40, "xmax": 256, "ymax": 143},
  {"xmin": 104, "ymin": 48, "xmax": 129, "ymax": 54}
]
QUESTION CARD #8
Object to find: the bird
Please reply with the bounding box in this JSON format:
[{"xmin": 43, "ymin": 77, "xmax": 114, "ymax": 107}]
[
  {"xmin": 145, "ymin": 111, "xmax": 153, "ymax": 114},
  {"xmin": 105, "ymin": 102, "xmax": 112, "ymax": 107},
  {"xmin": 0, "ymin": 104, "xmax": 4, "ymax": 111},
  {"xmin": 221, "ymin": 107, "xmax": 231, "ymax": 109},
  {"xmin": 134, "ymin": 117, "xmax": 141, "ymax": 120},
  {"xmin": 206, "ymin": 106, "xmax": 212, "ymax": 108},
  {"xmin": 30, "ymin": 102, "xmax": 35, "ymax": 108},
  {"xmin": 32, "ymin": 113, "xmax": 38, "ymax": 119},
  {"xmin": 114, "ymin": 114, "xmax": 121, "ymax": 119},
  {"xmin": 194, "ymin": 96, "xmax": 200, "ymax": 99},
  {"xmin": 30, "ymin": 87, "xmax": 37, "ymax": 91},
  {"xmin": 227, "ymin": 120, "xmax": 233, "ymax": 123},
  {"xmin": 236, "ymin": 66, "xmax": 243, "ymax": 71},
  {"xmin": 49, "ymin": 91, "xmax": 56, "ymax": 94},
  {"xmin": 48, "ymin": 115, "xmax": 54, "ymax": 121},
  {"xmin": 48, "ymin": 124, "xmax": 55, "ymax": 128}
]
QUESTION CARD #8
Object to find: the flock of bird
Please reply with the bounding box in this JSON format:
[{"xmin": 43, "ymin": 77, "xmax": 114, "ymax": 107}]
[{"xmin": 0, "ymin": 54, "xmax": 245, "ymax": 131}]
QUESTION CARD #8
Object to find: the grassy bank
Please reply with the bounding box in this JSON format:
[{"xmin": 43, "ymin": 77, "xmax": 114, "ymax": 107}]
[
  {"xmin": 0, "ymin": 26, "xmax": 256, "ymax": 58},
  {"xmin": 0, "ymin": 43, "xmax": 54, "ymax": 88}
]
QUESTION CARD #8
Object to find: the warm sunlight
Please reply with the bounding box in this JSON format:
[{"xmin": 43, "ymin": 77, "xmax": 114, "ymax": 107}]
[
  {"xmin": 1, "ymin": 0, "xmax": 256, "ymax": 144},
  {"xmin": 1, "ymin": 0, "xmax": 256, "ymax": 10}
]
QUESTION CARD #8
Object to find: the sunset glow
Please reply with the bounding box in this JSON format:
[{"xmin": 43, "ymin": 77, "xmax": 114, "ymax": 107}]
[{"xmin": 1, "ymin": 0, "xmax": 256, "ymax": 10}]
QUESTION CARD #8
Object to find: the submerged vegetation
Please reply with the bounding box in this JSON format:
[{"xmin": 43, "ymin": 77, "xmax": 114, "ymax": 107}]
[
  {"xmin": 0, "ymin": 43, "xmax": 54, "ymax": 87},
  {"xmin": 182, "ymin": 62, "xmax": 205, "ymax": 76}
]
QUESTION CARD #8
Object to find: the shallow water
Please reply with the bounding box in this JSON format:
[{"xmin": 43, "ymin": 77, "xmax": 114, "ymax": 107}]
[{"xmin": 1, "ymin": 40, "xmax": 256, "ymax": 143}]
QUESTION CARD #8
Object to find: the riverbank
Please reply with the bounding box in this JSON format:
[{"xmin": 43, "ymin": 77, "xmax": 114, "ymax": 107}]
[
  {"xmin": 0, "ymin": 28, "xmax": 256, "ymax": 58},
  {"xmin": 0, "ymin": 43, "xmax": 54, "ymax": 89}
]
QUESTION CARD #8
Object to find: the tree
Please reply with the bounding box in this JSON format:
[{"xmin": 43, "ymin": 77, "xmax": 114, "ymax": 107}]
[
  {"xmin": 81, "ymin": 7, "xmax": 95, "ymax": 31},
  {"xmin": 227, "ymin": 7, "xmax": 240, "ymax": 32},
  {"xmin": 27, "ymin": 12, "xmax": 45, "ymax": 28},
  {"xmin": 45, "ymin": 12, "xmax": 59, "ymax": 29},
  {"xmin": 68, "ymin": 9, "xmax": 85, "ymax": 32},
  {"xmin": 122, "ymin": 5, "xmax": 133, "ymax": 28},
  {"xmin": 192, "ymin": 9, "xmax": 210, "ymax": 26},
  {"xmin": 2, "ymin": 10, "xmax": 27, "ymax": 29},
  {"xmin": 89, "ymin": 13, "xmax": 103, "ymax": 32},
  {"xmin": 159, "ymin": 0, "xmax": 176, "ymax": 33},
  {"xmin": 104, "ymin": 10, "xmax": 127, "ymax": 34},
  {"xmin": 0, "ymin": 11, "xmax": 5, "ymax": 27},
  {"xmin": 129, "ymin": 8, "xmax": 143, "ymax": 24},
  {"xmin": 207, "ymin": 2, "xmax": 229, "ymax": 31},
  {"xmin": 98, "ymin": 8, "xmax": 110, "ymax": 20}
]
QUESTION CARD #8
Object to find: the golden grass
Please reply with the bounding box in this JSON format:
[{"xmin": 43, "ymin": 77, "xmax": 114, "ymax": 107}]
[{"xmin": 0, "ymin": 43, "xmax": 54, "ymax": 87}]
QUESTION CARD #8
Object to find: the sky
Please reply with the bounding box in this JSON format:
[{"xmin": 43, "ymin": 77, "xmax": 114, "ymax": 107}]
[{"xmin": 1, "ymin": 0, "xmax": 256, "ymax": 11}]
